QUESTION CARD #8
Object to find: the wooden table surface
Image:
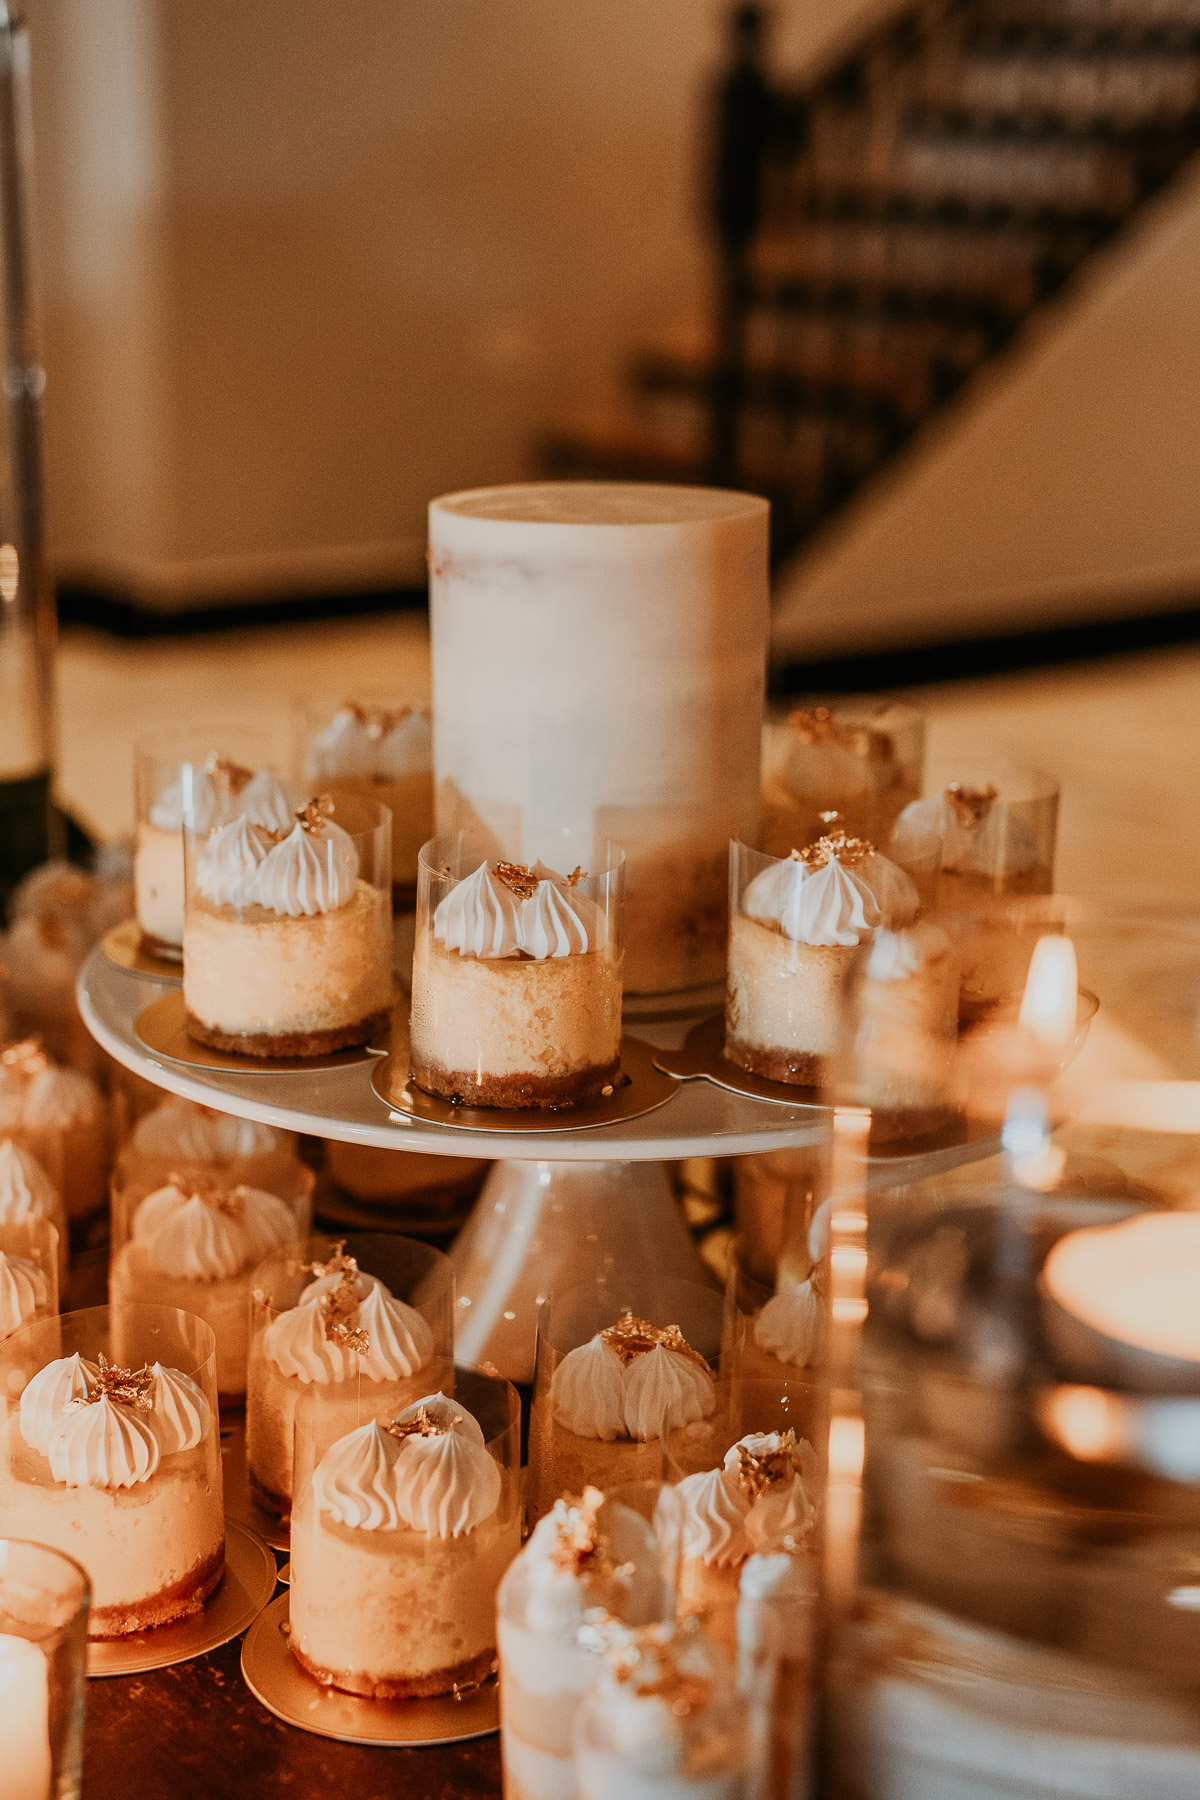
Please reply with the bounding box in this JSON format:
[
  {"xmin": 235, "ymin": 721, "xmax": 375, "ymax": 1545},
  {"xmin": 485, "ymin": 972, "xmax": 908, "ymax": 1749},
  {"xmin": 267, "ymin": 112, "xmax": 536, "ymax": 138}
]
[{"xmin": 83, "ymin": 1622, "xmax": 502, "ymax": 1800}]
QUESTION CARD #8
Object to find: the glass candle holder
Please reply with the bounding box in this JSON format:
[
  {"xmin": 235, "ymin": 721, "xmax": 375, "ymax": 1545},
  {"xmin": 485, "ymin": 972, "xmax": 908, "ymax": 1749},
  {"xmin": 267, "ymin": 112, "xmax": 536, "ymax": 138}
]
[
  {"xmin": 109, "ymin": 1162, "xmax": 314, "ymax": 1404},
  {"xmin": 499, "ymin": 1483, "xmax": 681, "ymax": 1800},
  {"xmin": 896, "ymin": 759, "xmax": 1059, "ymax": 906},
  {"xmin": 133, "ymin": 727, "xmax": 287, "ymax": 958},
  {"xmin": 0, "ymin": 1217, "xmax": 58, "ymax": 1342},
  {"xmin": 761, "ymin": 696, "xmax": 926, "ymax": 859},
  {"xmin": 725, "ymin": 836, "xmax": 921, "ymax": 1089},
  {"xmin": 245, "ymin": 1231, "xmax": 454, "ymax": 1517},
  {"xmin": 574, "ymin": 1617, "xmax": 752, "ymax": 1800},
  {"xmin": 289, "ymin": 1366, "xmax": 521, "ymax": 1699},
  {"xmin": 410, "ymin": 831, "xmax": 625, "ymax": 1110},
  {"xmin": 0, "ymin": 1539, "xmax": 90, "ymax": 1800},
  {"xmin": 527, "ymin": 1277, "xmax": 724, "ymax": 1524},
  {"xmin": 182, "ymin": 793, "xmax": 393, "ymax": 1058},
  {"xmin": 293, "ymin": 697, "xmax": 433, "ymax": 909},
  {"xmin": 0, "ymin": 1304, "xmax": 223, "ymax": 1638}
]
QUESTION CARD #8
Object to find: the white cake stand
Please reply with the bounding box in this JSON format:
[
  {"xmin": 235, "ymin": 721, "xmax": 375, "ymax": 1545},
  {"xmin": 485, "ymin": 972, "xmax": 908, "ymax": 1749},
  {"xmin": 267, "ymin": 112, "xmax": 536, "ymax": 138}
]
[{"xmin": 78, "ymin": 945, "xmax": 1001, "ymax": 1382}]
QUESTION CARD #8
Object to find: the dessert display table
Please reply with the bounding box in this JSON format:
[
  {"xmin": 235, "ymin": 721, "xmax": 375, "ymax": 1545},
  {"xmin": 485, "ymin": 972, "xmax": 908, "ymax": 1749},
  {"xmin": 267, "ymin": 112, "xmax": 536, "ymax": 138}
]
[{"xmin": 77, "ymin": 945, "xmax": 998, "ymax": 1181}]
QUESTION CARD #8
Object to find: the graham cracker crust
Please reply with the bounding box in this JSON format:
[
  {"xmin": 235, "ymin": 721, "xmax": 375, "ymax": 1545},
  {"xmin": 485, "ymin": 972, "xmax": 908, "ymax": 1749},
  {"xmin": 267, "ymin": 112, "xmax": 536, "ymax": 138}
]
[
  {"xmin": 185, "ymin": 1008, "xmax": 391, "ymax": 1058},
  {"xmin": 138, "ymin": 928, "xmax": 183, "ymax": 962},
  {"xmin": 290, "ymin": 1638, "xmax": 496, "ymax": 1699},
  {"xmin": 410, "ymin": 1055, "xmax": 621, "ymax": 1111},
  {"xmin": 725, "ymin": 1037, "xmax": 823, "ymax": 1087},
  {"xmin": 88, "ymin": 1542, "xmax": 225, "ymax": 1638},
  {"xmin": 248, "ymin": 1466, "xmax": 291, "ymax": 1519}
]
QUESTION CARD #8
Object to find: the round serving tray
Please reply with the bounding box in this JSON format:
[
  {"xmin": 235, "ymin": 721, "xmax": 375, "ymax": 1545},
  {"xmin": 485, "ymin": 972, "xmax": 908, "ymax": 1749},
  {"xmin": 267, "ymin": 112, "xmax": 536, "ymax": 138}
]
[
  {"xmin": 240, "ymin": 1593, "xmax": 499, "ymax": 1746},
  {"xmin": 87, "ymin": 1519, "xmax": 278, "ymax": 1678},
  {"xmin": 77, "ymin": 944, "xmax": 998, "ymax": 1176}
]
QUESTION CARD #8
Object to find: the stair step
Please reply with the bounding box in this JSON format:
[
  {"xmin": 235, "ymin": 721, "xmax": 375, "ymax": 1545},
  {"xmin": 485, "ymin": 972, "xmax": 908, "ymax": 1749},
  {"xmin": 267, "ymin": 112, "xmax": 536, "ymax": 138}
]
[{"xmin": 913, "ymin": 47, "xmax": 1200, "ymax": 126}]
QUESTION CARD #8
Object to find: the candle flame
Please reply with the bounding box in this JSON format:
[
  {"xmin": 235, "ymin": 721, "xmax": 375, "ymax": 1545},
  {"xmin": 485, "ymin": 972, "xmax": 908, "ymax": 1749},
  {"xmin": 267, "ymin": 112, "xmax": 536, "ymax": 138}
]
[{"xmin": 1019, "ymin": 935, "xmax": 1078, "ymax": 1049}]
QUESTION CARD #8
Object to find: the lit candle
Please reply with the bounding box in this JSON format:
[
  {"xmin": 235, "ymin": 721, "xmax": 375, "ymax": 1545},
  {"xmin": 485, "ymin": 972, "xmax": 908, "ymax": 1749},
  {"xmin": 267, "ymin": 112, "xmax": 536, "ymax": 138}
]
[
  {"xmin": 1018, "ymin": 934, "xmax": 1078, "ymax": 1049},
  {"xmin": 1042, "ymin": 1213, "xmax": 1200, "ymax": 1364},
  {"xmin": 0, "ymin": 1633, "xmax": 51, "ymax": 1800}
]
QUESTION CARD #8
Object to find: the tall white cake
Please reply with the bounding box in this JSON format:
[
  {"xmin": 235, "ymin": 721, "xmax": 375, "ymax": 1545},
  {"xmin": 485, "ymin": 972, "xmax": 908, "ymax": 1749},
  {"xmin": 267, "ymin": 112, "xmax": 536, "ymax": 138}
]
[{"xmin": 428, "ymin": 482, "xmax": 770, "ymax": 995}]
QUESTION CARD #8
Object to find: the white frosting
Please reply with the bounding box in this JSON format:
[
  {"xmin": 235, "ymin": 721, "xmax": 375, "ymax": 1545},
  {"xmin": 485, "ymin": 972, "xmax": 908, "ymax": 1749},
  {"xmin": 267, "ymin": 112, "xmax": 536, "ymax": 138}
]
[
  {"xmin": 264, "ymin": 1281, "xmax": 433, "ymax": 1384},
  {"xmin": 0, "ymin": 1251, "xmax": 49, "ymax": 1338},
  {"xmin": 150, "ymin": 766, "xmax": 217, "ymax": 832},
  {"xmin": 305, "ymin": 705, "xmax": 432, "ymax": 781},
  {"xmin": 865, "ymin": 919, "xmax": 951, "ymax": 982},
  {"xmin": 312, "ymin": 1402, "xmax": 499, "ymax": 1537},
  {"xmin": 0, "ymin": 1140, "xmax": 59, "ymax": 1223},
  {"xmin": 517, "ymin": 1506, "xmax": 594, "ymax": 1635},
  {"xmin": 19, "ymin": 1353, "xmax": 97, "ymax": 1452},
  {"xmin": 518, "ymin": 880, "xmax": 596, "ymax": 959},
  {"xmin": 21, "ymin": 1065, "xmax": 104, "ymax": 1128},
  {"xmin": 253, "ymin": 818, "xmax": 359, "ymax": 916},
  {"xmin": 130, "ymin": 1098, "xmax": 223, "ymax": 1162},
  {"xmin": 585, "ymin": 1624, "xmax": 734, "ymax": 1777},
  {"xmin": 48, "ymin": 1393, "xmax": 161, "ymax": 1487},
  {"xmin": 753, "ymin": 1279, "xmax": 819, "ymax": 1368},
  {"xmin": 377, "ymin": 708, "xmax": 433, "ymax": 779},
  {"xmin": 675, "ymin": 1467, "xmax": 753, "ymax": 1568},
  {"xmin": 738, "ymin": 1547, "xmax": 810, "ymax": 1606},
  {"xmin": 395, "ymin": 1390, "xmax": 486, "ymax": 1445},
  {"xmin": 551, "ymin": 1335, "xmax": 628, "ymax": 1441},
  {"xmin": 743, "ymin": 849, "xmax": 917, "ymax": 948},
  {"xmin": 298, "ymin": 1267, "xmax": 381, "ymax": 1306},
  {"xmin": 196, "ymin": 815, "xmax": 269, "ymax": 906},
  {"xmin": 133, "ymin": 1180, "xmax": 298, "ymax": 1281},
  {"xmin": 896, "ymin": 790, "xmax": 1040, "ymax": 876},
  {"xmin": 723, "ymin": 1434, "xmax": 817, "ymax": 1549},
  {"xmin": 145, "ymin": 1362, "xmax": 210, "ymax": 1453},
  {"xmin": 238, "ymin": 769, "xmax": 296, "ymax": 832},
  {"xmin": 623, "ymin": 1344, "xmax": 716, "ymax": 1443},
  {"xmin": 433, "ymin": 861, "xmax": 521, "ymax": 958}
]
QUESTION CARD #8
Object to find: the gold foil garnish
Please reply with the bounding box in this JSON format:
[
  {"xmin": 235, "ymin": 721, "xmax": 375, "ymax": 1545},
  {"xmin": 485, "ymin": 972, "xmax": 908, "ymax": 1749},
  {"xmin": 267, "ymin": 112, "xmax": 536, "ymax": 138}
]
[
  {"xmin": 549, "ymin": 1486, "xmax": 607, "ymax": 1573},
  {"xmin": 203, "ymin": 752, "xmax": 254, "ymax": 795},
  {"xmin": 611, "ymin": 1624, "xmax": 712, "ymax": 1718},
  {"xmin": 65, "ymin": 1352, "xmax": 155, "ymax": 1414},
  {"xmin": 304, "ymin": 1240, "xmax": 357, "ymax": 1283},
  {"xmin": 795, "ymin": 831, "xmax": 875, "ymax": 869},
  {"xmin": 346, "ymin": 701, "xmax": 419, "ymax": 739},
  {"xmin": 319, "ymin": 1268, "xmax": 371, "ymax": 1357},
  {"xmin": 565, "ymin": 866, "xmax": 585, "ymax": 888},
  {"xmin": 297, "ymin": 795, "xmax": 335, "ymax": 835},
  {"xmin": 492, "ymin": 860, "xmax": 540, "ymax": 901},
  {"xmin": 600, "ymin": 1311, "xmax": 714, "ymax": 1376},
  {"xmin": 0, "ymin": 1036, "xmax": 48, "ymax": 1081},
  {"xmin": 788, "ymin": 705, "xmax": 850, "ymax": 747},
  {"xmin": 732, "ymin": 1429, "xmax": 803, "ymax": 1502},
  {"xmin": 945, "ymin": 782, "xmax": 997, "ymax": 828},
  {"xmin": 167, "ymin": 1171, "xmax": 246, "ymax": 1218},
  {"xmin": 384, "ymin": 1404, "xmax": 454, "ymax": 1443}
]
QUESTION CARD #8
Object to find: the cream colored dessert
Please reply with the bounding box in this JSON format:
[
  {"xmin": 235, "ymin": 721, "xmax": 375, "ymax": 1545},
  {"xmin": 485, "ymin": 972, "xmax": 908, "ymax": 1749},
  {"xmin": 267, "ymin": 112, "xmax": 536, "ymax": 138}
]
[
  {"xmin": 246, "ymin": 1244, "xmax": 442, "ymax": 1515},
  {"xmin": 2, "ymin": 913, "xmax": 92, "ymax": 1071},
  {"xmin": 0, "ymin": 1140, "xmax": 67, "ymax": 1281},
  {"xmin": 674, "ymin": 1431, "xmax": 817, "ymax": 1659},
  {"xmin": 18, "ymin": 1060, "xmax": 109, "ymax": 1221},
  {"xmin": 745, "ymin": 1268, "xmax": 823, "ymax": 1385},
  {"xmin": 574, "ymin": 1618, "xmax": 750, "ymax": 1800},
  {"xmin": 411, "ymin": 859, "xmax": 622, "ymax": 1108},
  {"xmin": 303, "ymin": 703, "xmax": 434, "ymax": 903},
  {"xmin": 116, "ymin": 1095, "xmax": 301, "ymax": 1196},
  {"xmin": 183, "ymin": 801, "xmax": 392, "ymax": 1056},
  {"xmin": 429, "ymin": 484, "xmax": 770, "ymax": 998},
  {"xmin": 135, "ymin": 759, "xmax": 295, "ymax": 954},
  {"xmin": 851, "ymin": 921, "xmax": 961, "ymax": 1138},
  {"xmin": 532, "ymin": 1313, "xmax": 716, "ymax": 1512},
  {"xmin": 762, "ymin": 704, "xmax": 920, "ymax": 858},
  {"xmin": 896, "ymin": 782, "xmax": 1051, "ymax": 902},
  {"xmin": 0, "ymin": 1250, "xmax": 51, "ymax": 1340},
  {"xmin": 289, "ymin": 1392, "xmax": 519, "ymax": 1698},
  {"xmin": 499, "ymin": 1488, "xmax": 665, "ymax": 1800},
  {"xmin": 726, "ymin": 833, "xmax": 918, "ymax": 1087},
  {"xmin": 110, "ymin": 1174, "xmax": 302, "ymax": 1398},
  {"xmin": 0, "ymin": 1352, "xmax": 224, "ymax": 1636}
]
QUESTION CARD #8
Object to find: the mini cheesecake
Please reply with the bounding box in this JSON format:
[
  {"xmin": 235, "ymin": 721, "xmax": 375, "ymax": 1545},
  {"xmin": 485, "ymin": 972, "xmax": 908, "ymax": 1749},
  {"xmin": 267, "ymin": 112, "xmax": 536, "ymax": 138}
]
[
  {"xmin": 852, "ymin": 920, "xmax": 962, "ymax": 1138},
  {"xmin": 411, "ymin": 859, "xmax": 621, "ymax": 1109},
  {"xmin": 762, "ymin": 705, "xmax": 919, "ymax": 860},
  {"xmin": 183, "ymin": 801, "xmax": 392, "ymax": 1057},
  {"xmin": 303, "ymin": 703, "xmax": 434, "ymax": 906},
  {"xmin": 726, "ymin": 833, "xmax": 918, "ymax": 1087}
]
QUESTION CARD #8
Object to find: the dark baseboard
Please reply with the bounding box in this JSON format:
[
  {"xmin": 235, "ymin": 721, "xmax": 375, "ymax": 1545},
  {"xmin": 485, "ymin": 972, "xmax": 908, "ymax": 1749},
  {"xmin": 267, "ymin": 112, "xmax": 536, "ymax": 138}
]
[
  {"xmin": 56, "ymin": 581, "xmax": 429, "ymax": 639},
  {"xmin": 770, "ymin": 601, "xmax": 1200, "ymax": 695}
]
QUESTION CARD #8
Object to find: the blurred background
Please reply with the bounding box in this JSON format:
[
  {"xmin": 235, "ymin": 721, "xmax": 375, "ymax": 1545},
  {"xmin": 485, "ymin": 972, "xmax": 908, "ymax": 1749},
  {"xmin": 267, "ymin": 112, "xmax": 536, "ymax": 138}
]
[{"xmin": 21, "ymin": 0, "xmax": 1200, "ymax": 672}]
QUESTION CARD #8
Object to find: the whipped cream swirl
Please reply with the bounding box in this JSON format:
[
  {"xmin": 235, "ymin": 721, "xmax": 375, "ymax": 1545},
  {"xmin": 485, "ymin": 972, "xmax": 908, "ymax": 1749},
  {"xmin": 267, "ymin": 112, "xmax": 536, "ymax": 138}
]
[
  {"xmin": 433, "ymin": 862, "xmax": 521, "ymax": 957},
  {"xmin": 434, "ymin": 861, "xmax": 598, "ymax": 960},
  {"xmin": 675, "ymin": 1466, "xmax": 755, "ymax": 1568},
  {"xmin": 550, "ymin": 1335, "xmax": 627, "ymax": 1441},
  {"xmin": 48, "ymin": 1393, "xmax": 160, "ymax": 1488},
  {"xmin": 196, "ymin": 815, "xmax": 268, "ymax": 906},
  {"xmin": 623, "ymin": 1343, "xmax": 714, "ymax": 1443},
  {"xmin": 865, "ymin": 919, "xmax": 951, "ymax": 983},
  {"xmin": 753, "ymin": 1278, "xmax": 820, "ymax": 1369},
  {"xmin": 722, "ymin": 1432, "xmax": 817, "ymax": 1549},
  {"xmin": 552, "ymin": 1318, "xmax": 716, "ymax": 1444},
  {"xmin": 895, "ymin": 788, "xmax": 1040, "ymax": 877},
  {"xmin": 0, "ymin": 1251, "xmax": 49, "ymax": 1339},
  {"xmin": 253, "ymin": 816, "xmax": 359, "ymax": 915},
  {"xmin": 0, "ymin": 1139, "xmax": 59, "ymax": 1224},
  {"xmin": 21, "ymin": 1065, "xmax": 104, "ymax": 1129},
  {"xmin": 133, "ymin": 1179, "xmax": 298, "ymax": 1281},
  {"xmin": 264, "ymin": 1280, "xmax": 434, "ymax": 1384},
  {"xmin": 20, "ymin": 1353, "xmax": 97, "ymax": 1451},
  {"xmin": 146, "ymin": 1362, "xmax": 210, "ymax": 1453},
  {"xmin": 313, "ymin": 1398, "xmax": 499, "ymax": 1537},
  {"xmin": 21, "ymin": 1354, "xmax": 207, "ymax": 1482},
  {"xmin": 238, "ymin": 769, "xmax": 296, "ymax": 832},
  {"xmin": 743, "ymin": 842, "xmax": 917, "ymax": 948},
  {"xmin": 306, "ymin": 704, "xmax": 432, "ymax": 781}
]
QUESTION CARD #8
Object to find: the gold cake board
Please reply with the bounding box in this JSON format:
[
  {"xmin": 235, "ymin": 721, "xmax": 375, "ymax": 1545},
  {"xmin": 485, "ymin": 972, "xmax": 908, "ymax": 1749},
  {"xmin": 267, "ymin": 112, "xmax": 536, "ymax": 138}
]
[
  {"xmin": 241, "ymin": 1593, "xmax": 499, "ymax": 1746},
  {"xmin": 135, "ymin": 989, "xmax": 390, "ymax": 1074},
  {"xmin": 102, "ymin": 919, "xmax": 183, "ymax": 982},
  {"xmin": 87, "ymin": 1519, "xmax": 278, "ymax": 1678}
]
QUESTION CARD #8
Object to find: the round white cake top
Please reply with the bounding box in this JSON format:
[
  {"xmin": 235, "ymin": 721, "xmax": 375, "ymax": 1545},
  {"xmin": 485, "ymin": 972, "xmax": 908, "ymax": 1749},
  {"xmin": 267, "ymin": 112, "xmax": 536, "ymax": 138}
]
[{"xmin": 431, "ymin": 482, "xmax": 768, "ymax": 528}]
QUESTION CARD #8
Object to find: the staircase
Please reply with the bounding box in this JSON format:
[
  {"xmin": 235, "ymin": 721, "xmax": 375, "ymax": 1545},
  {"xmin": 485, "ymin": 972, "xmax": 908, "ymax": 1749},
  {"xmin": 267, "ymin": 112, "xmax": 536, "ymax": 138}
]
[{"xmin": 542, "ymin": 0, "xmax": 1200, "ymax": 561}]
